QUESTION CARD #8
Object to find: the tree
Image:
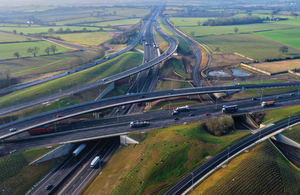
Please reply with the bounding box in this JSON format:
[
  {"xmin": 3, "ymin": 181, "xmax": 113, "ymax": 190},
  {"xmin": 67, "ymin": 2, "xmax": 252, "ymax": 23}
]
[
  {"xmin": 13, "ymin": 29, "xmax": 17, "ymax": 34},
  {"xmin": 48, "ymin": 28, "xmax": 55, "ymax": 34},
  {"xmin": 197, "ymin": 21, "xmax": 201, "ymax": 26},
  {"xmin": 99, "ymin": 27, "xmax": 103, "ymax": 31},
  {"xmin": 13, "ymin": 52, "xmax": 20, "ymax": 58},
  {"xmin": 279, "ymin": 46, "xmax": 288, "ymax": 54},
  {"xmin": 90, "ymin": 13, "xmax": 93, "ymax": 17},
  {"xmin": 215, "ymin": 47, "xmax": 220, "ymax": 52},
  {"xmin": 26, "ymin": 38, "xmax": 32, "ymax": 42},
  {"xmin": 20, "ymin": 32, "xmax": 23, "ymax": 35},
  {"xmin": 247, "ymin": 12, "xmax": 252, "ymax": 16},
  {"xmin": 44, "ymin": 47, "xmax": 50, "ymax": 55},
  {"xmin": 57, "ymin": 28, "xmax": 64, "ymax": 33},
  {"xmin": 82, "ymin": 27, "xmax": 87, "ymax": 32},
  {"xmin": 65, "ymin": 28, "xmax": 72, "ymax": 33},
  {"xmin": 132, "ymin": 14, "xmax": 136, "ymax": 17},
  {"xmin": 190, "ymin": 31, "xmax": 195, "ymax": 36},
  {"xmin": 27, "ymin": 47, "xmax": 40, "ymax": 57},
  {"xmin": 234, "ymin": 27, "xmax": 239, "ymax": 33},
  {"xmin": 113, "ymin": 11, "xmax": 117, "ymax": 15},
  {"xmin": 50, "ymin": 45, "xmax": 58, "ymax": 54}
]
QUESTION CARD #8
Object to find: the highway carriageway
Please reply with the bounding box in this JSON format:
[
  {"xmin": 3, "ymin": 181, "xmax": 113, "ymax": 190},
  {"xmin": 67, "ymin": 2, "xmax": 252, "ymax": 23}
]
[
  {"xmin": 0, "ymin": 82, "xmax": 299, "ymax": 139},
  {"xmin": 164, "ymin": 114, "xmax": 300, "ymax": 195},
  {"xmin": 0, "ymin": 20, "xmax": 177, "ymax": 117}
]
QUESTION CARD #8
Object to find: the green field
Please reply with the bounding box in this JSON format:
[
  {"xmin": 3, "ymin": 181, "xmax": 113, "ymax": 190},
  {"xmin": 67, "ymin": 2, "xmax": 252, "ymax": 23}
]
[
  {"xmin": 198, "ymin": 34, "xmax": 300, "ymax": 61},
  {"xmin": 57, "ymin": 32, "xmax": 113, "ymax": 46},
  {"xmin": 155, "ymin": 80, "xmax": 191, "ymax": 91},
  {"xmin": 55, "ymin": 17, "xmax": 104, "ymax": 25},
  {"xmin": 154, "ymin": 26, "xmax": 169, "ymax": 52},
  {"xmin": 0, "ymin": 26, "xmax": 99, "ymax": 34},
  {"xmin": 0, "ymin": 52, "xmax": 143, "ymax": 108},
  {"xmin": 0, "ymin": 32, "xmax": 39, "ymax": 43},
  {"xmin": 82, "ymin": 18, "xmax": 141, "ymax": 27},
  {"xmin": 102, "ymin": 8, "xmax": 150, "ymax": 18},
  {"xmin": 255, "ymin": 28, "xmax": 300, "ymax": 50},
  {"xmin": 0, "ymin": 41, "xmax": 68, "ymax": 60},
  {"xmin": 170, "ymin": 17, "xmax": 215, "ymax": 26},
  {"xmin": 0, "ymin": 145, "xmax": 60, "ymax": 194},
  {"xmin": 192, "ymin": 140, "xmax": 300, "ymax": 195},
  {"xmin": 0, "ymin": 23, "xmax": 40, "ymax": 27},
  {"xmin": 180, "ymin": 23, "xmax": 299, "ymax": 37},
  {"xmin": 83, "ymin": 122, "xmax": 250, "ymax": 195},
  {"xmin": 262, "ymin": 104, "xmax": 300, "ymax": 123},
  {"xmin": 282, "ymin": 124, "xmax": 300, "ymax": 142}
]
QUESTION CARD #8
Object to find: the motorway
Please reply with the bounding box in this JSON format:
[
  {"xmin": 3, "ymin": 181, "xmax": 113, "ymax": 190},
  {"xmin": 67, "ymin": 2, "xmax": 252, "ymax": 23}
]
[
  {"xmin": 1, "ymin": 82, "xmax": 299, "ymax": 140},
  {"xmin": 2, "ymin": 92, "xmax": 300, "ymax": 154},
  {"xmin": 164, "ymin": 114, "xmax": 300, "ymax": 194}
]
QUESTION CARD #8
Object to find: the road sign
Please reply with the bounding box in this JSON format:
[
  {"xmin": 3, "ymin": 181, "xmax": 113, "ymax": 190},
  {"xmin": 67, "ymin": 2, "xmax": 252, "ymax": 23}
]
[
  {"xmin": 233, "ymin": 81, "xmax": 235, "ymax": 84},
  {"xmin": 258, "ymin": 90, "xmax": 260, "ymax": 94}
]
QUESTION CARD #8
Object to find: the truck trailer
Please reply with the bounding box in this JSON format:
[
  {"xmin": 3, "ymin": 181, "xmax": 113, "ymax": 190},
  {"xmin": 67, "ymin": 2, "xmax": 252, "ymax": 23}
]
[
  {"xmin": 90, "ymin": 156, "xmax": 100, "ymax": 168},
  {"xmin": 72, "ymin": 144, "xmax": 86, "ymax": 157},
  {"xmin": 28, "ymin": 127, "xmax": 51, "ymax": 135},
  {"xmin": 130, "ymin": 121, "xmax": 149, "ymax": 128},
  {"xmin": 174, "ymin": 105, "xmax": 189, "ymax": 112},
  {"xmin": 222, "ymin": 105, "xmax": 238, "ymax": 113},
  {"xmin": 261, "ymin": 101, "xmax": 275, "ymax": 107}
]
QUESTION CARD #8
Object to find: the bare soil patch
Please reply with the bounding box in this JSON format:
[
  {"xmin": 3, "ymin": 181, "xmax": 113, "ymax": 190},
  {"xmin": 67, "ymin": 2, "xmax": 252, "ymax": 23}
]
[
  {"xmin": 210, "ymin": 53, "xmax": 252, "ymax": 68},
  {"xmin": 251, "ymin": 59, "xmax": 300, "ymax": 73}
]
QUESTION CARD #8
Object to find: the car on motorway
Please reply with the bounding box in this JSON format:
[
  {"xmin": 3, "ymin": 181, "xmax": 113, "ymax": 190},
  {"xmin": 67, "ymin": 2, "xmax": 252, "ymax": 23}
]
[
  {"xmin": 75, "ymin": 70, "xmax": 78, "ymax": 72},
  {"xmin": 252, "ymin": 97, "xmax": 257, "ymax": 100},
  {"xmin": 103, "ymin": 79, "xmax": 106, "ymax": 82},
  {"xmin": 174, "ymin": 117, "xmax": 179, "ymax": 120},
  {"xmin": 122, "ymin": 106, "xmax": 126, "ymax": 110},
  {"xmin": 290, "ymin": 93, "xmax": 295, "ymax": 96},
  {"xmin": 9, "ymin": 128, "xmax": 17, "ymax": 132},
  {"xmin": 172, "ymin": 111, "xmax": 179, "ymax": 115},
  {"xmin": 189, "ymin": 113, "xmax": 194, "ymax": 116},
  {"xmin": 276, "ymin": 96, "xmax": 282, "ymax": 99},
  {"xmin": 116, "ymin": 109, "xmax": 120, "ymax": 112},
  {"xmin": 66, "ymin": 71, "xmax": 70, "ymax": 74},
  {"xmin": 45, "ymin": 184, "xmax": 53, "ymax": 190},
  {"xmin": 205, "ymin": 113, "xmax": 210, "ymax": 116},
  {"xmin": 57, "ymin": 114, "xmax": 62, "ymax": 118},
  {"xmin": 140, "ymin": 95, "xmax": 145, "ymax": 98}
]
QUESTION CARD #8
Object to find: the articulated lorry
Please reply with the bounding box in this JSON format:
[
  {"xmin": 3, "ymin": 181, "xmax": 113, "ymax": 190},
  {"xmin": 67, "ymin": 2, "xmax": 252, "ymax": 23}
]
[
  {"xmin": 261, "ymin": 101, "xmax": 275, "ymax": 107},
  {"xmin": 174, "ymin": 105, "xmax": 189, "ymax": 112},
  {"xmin": 130, "ymin": 121, "xmax": 149, "ymax": 128},
  {"xmin": 72, "ymin": 144, "xmax": 86, "ymax": 157}
]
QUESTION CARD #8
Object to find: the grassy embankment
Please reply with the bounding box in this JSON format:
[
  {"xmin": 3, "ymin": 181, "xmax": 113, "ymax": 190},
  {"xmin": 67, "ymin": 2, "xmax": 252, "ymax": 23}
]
[
  {"xmin": 262, "ymin": 104, "xmax": 300, "ymax": 123},
  {"xmin": 0, "ymin": 145, "xmax": 60, "ymax": 195},
  {"xmin": 153, "ymin": 26, "xmax": 169, "ymax": 53},
  {"xmin": 158, "ymin": 17, "xmax": 190, "ymax": 54},
  {"xmin": 83, "ymin": 122, "xmax": 250, "ymax": 195},
  {"xmin": 0, "ymin": 41, "xmax": 68, "ymax": 60},
  {"xmin": 0, "ymin": 32, "xmax": 39, "ymax": 43},
  {"xmin": 191, "ymin": 140, "xmax": 300, "ymax": 195},
  {"xmin": 0, "ymin": 52, "xmax": 143, "ymax": 109},
  {"xmin": 282, "ymin": 124, "xmax": 300, "ymax": 142},
  {"xmin": 219, "ymin": 79, "xmax": 286, "ymax": 86},
  {"xmin": 0, "ymin": 51, "xmax": 99, "ymax": 84}
]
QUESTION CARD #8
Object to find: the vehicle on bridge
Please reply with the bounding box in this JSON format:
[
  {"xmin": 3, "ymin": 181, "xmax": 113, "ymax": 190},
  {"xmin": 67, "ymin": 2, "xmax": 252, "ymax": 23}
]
[
  {"xmin": 91, "ymin": 156, "xmax": 100, "ymax": 168},
  {"xmin": 28, "ymin": 127, "xmax": 51, "ymax": 135},
  {"xmin": 174, "ymin": 105, "xmax": 189, "ymax": 112},
  {"xmin": 72, "ymin": 143, "xmax": 86, "ymax": 157},
  {"xmin": 222, "ymin": 105, "xmax": 238, "ymax": 113},
  {"xmin": 261, "ymin": 101, "xmax": 275, "ymax": 107},
  {"xmin": 130, "ymin": 121, "xmax": 149, "ymax": 128}
]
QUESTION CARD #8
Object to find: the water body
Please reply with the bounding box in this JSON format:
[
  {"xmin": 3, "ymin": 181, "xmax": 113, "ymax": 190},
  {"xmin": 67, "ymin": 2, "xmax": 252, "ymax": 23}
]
[
  {"xmin": 208, "ymin": 71, "xmax": 229, "ymax": 77},
  {"xmin": 231, "ymin": 69, "xmax": 249, "ymax": 77}
]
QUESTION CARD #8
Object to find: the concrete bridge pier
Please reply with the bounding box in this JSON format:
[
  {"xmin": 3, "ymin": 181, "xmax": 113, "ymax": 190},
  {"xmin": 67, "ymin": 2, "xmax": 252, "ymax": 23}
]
[
  {"xmin": 120, "ymin": 135, "xmax": 139, "ymax": 145},
  {"xmin": 271, "ymin": 133, "xmax": 300, "ymax": 149}
]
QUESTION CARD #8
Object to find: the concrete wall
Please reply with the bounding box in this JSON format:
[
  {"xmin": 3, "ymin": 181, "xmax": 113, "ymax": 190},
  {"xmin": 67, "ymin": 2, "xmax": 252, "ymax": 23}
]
[
  {"xmin": 29, "ymin": 144, "xmax": 76, "ymax": 165},
  {"xmin": 241, "ymin": 63, "xmax": 272, "ymax": 75},
  {"xmin": 272, "ymin": 133, "xmax": 300, "ymax": 149},
  {"xmin": 95, "ymin": 82, "xmax": 115, "ymax": 100},
  {"xmin": 120, "ymin": 135, "xmax": 139, "ymax": 145},
  {"xmin": 288, "ymin": 70, "xmax": 300, "ymax": 77}
]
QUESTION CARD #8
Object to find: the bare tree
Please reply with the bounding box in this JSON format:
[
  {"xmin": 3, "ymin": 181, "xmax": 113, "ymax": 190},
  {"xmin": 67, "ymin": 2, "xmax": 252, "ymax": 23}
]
[
  {"xmin": 50, "ymin": 45, "xmax": 58, "ymax": 54},
  {"xmin": 44, "ymin": 47, "xmax": 51, "ymax": 55},
  {"xmin": 27, "ymin": 47, "xmax": 40, "ymax": 57},
  {"xmin": 13, "ymin": 52, "xmax": 20, "ymax": 58},
  {"xmin": 234, "ymin": 27, "xmax": 239, "ymax": 34}
]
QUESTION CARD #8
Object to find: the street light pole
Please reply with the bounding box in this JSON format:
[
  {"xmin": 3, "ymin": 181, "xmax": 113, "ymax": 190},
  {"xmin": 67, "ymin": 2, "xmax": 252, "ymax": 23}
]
[
  {"xmin": 288, "ymin": 116, "xmax": 291, "ymax": 128},
  {"xmin": 168, "ymin": 101, "xmax": 171, "ymax": 116},
  {"xmin": 260, "ymin": 90, "xmax": 264, "ymax": 103},
  {"xmin": 58, "ymin": 99, "xmax": 60, "ymax": 109},
  {"xmin": 2, "ymin": 140, "xmax": 5, "ymax": 154},
  {"xmin": 298, "ymin": 84, "xmax": 300, "ymax": 98},
  {"xmin": 227, "ymin": 147, "xmax": 230, "ymax": 164},
  {"xmin": 48, "ymin": 89, "xmax": 51, "ymax": 96},
  {"xmin": 75, "ymin": 82, "xmax": 78, "ymax": 93},
  {"xmin": 191, "ymin": 172, "xmax": 194, "ymax": 191}
]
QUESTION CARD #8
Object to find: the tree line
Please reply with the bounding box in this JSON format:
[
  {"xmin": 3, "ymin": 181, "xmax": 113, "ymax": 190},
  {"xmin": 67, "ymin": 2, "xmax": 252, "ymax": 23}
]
[
  {"xmin": 13, "ymin": 45, "xmax": 58, "ymax": 58},
  {"xmin": 202, "ymin": 16, "xmax": 264, "ymax": 26},
  {"xmin": 204, "ymin": 115, "xmax": 235, "ymax": 136}
]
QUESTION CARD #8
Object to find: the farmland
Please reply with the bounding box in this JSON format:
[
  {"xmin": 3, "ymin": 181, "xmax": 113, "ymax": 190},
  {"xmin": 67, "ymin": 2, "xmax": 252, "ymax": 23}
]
[
  {"xmin": 191, "ymin": 141, "xmax": 300, "ymax": 195},
  {"xmin": 251, "ymin": 59, "xmax": 300, "ymax": 73},
  {"xmin": 197, "ymin": 34, "xmax": 300, "ymax": 61},
  {"xmin": 0, "ymin": 52, "xmax": 143, "ymax": 108},
  {"xmin": 83, "ymin": 122, "xmax": 250, "ymax": 195},
  {"xmin": 180, "ymin": 23, "xmax": 299, "ymax": 37},
  {"xmin": 82, "ymin": 18, "xmax": 141, "ymax": 27},
  {"xmin": 0, "ymin": 26, "xmax": 99, "ymax": 35},
  {"xmin": 56, "ymin": 32, "xmax": 114, "ymax": 47},
  {"xmin": 101, "ymin": 7, "xmax": 151, "ymax": 18},
  {"xmin": 0, "ymin": 32, "xmax": 39, "ymax": 43},
  {"xmin": 0, "ymin": 41, "xmax": 68, "ymax": 60},
  {"xmin": 255, "ymin": 28, "xmax": 300, "ymax": 50},
  {"xmin": 170, "ymin": 17, "xmax": 215, "ymax": 26},
  {"xmin": 55, "ymin": 17, "xmax": 104, "ymax": 25}
]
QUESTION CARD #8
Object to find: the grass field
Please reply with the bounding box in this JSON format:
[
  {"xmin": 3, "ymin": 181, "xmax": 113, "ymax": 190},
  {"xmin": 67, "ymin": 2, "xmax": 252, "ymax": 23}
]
[
  {"xmin": 181, "ymin": 23, "xmax": 299, "ymax": 37},
  {"xmin": 218, "ymin": 79, "xmax": 286, "ymax": 86},
  {"xmin": 82, "ymin": 18, "xmax": 141, "ymax": 27},
  {"xmin": 0, "ymin": 51, "xmax": 98, "ymax": 83},
  {"xmin": 282, "ymin": 124, "xmax": 300, "ymax": 142},
  {"xmin": 154, "ymin": 27, "xmax": 169, "ymax": 53},
  {"xmin": 0, "ymin": 145, "xmax": 60, "ymax": 195},
  {"xmin": 0, "ymin": 52, "xmax": 143, "ymax": 108},
  {"xmin": 57, "ymin": 32, "xmax": 113, "ymax": 46},
  {"xmin": 102, "ymin": 8, "xmax": 150, "ymax": 18},
  {"xmin": 83, "ymin": 122, "xmax": 250, "ymax": 195},
  {"xmin": 192, "ymin": 140, "xmax": 300, "ymax": 195},
  {"xmin": 0, "ymin": 32, "xmax": 39, "ymax": 43},
  {"xmin": 251, "ymin": 59, "xmax": 300, "ymax": 73},
  {"xmin": 262, "ymin": 104, "xmax": 300, "ymax": 123},
  {"xmin": 255, "ymin": 28, "xmax": 300, "ymax": 50},
  {"xmin": 172, "ymin": 58, "xmax": 190, "ymax": 78},
  {"xmin": 170, "ymin": 17, "xmax": 215, "ymax": 26},
  {"xmin": 158, "ymin": 17, "xmax": 190, "ymax": 54},
  {"xmin": 160, "ymin": 58, "xmax": 187, "ymax": 79},
  {"xmin": 197, "ymin": 34, "xmax": 300, "ymax": 61},
  {"xmin": 155, "ymin": 80, "xmax": 192, "ymax": 91},
  {"xmin": 55, "ymin": 17, "xmax": 104, "ymax": 25},
  {"xmin": 0, "ymin": 26, "xmax": 99, "ymax": 34},
  {"xmin": 0, "ymin": 41, "xmax": 68, "ymax": 60},
  {"xmin": 0, "ymin": 23, "xmax": 40, "ymax": 27}
]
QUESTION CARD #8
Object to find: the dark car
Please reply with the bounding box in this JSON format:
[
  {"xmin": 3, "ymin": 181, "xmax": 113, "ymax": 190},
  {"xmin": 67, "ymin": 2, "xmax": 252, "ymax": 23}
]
[
  {"xmin": 140, "ymin": 95, "xmax": 144, "ymax": 98},
  {"xmin": 45, "ymin": 184, "xmax": 53, "ymax": 190},
  {"xmin": 277, "ymin": 96, "xmax": 282, "ymax": 99},
  {"xmin": 252, "ymin": 97, "xmax": 257, "ymax": 100},
  {"xmin": 174, "ymin": 117, "xmax": 179, "ymax": 120},
  {"xmin": 290, "ymin": 93, "xmax": 295, "ymax": 96},
  {"xmin": 189, "ymin": 113, "xmax": 194, "ymax": 116}
]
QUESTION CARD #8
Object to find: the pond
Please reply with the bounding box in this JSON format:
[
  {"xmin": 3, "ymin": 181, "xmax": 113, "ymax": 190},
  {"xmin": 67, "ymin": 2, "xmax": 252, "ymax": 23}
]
[
  {"xmin": 231, "ymin": 69, "xmax": 249, "ymax": 77},
  {"xmin": 208, "ymin": 71, "xmax": 229, "ymax": 77}
]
